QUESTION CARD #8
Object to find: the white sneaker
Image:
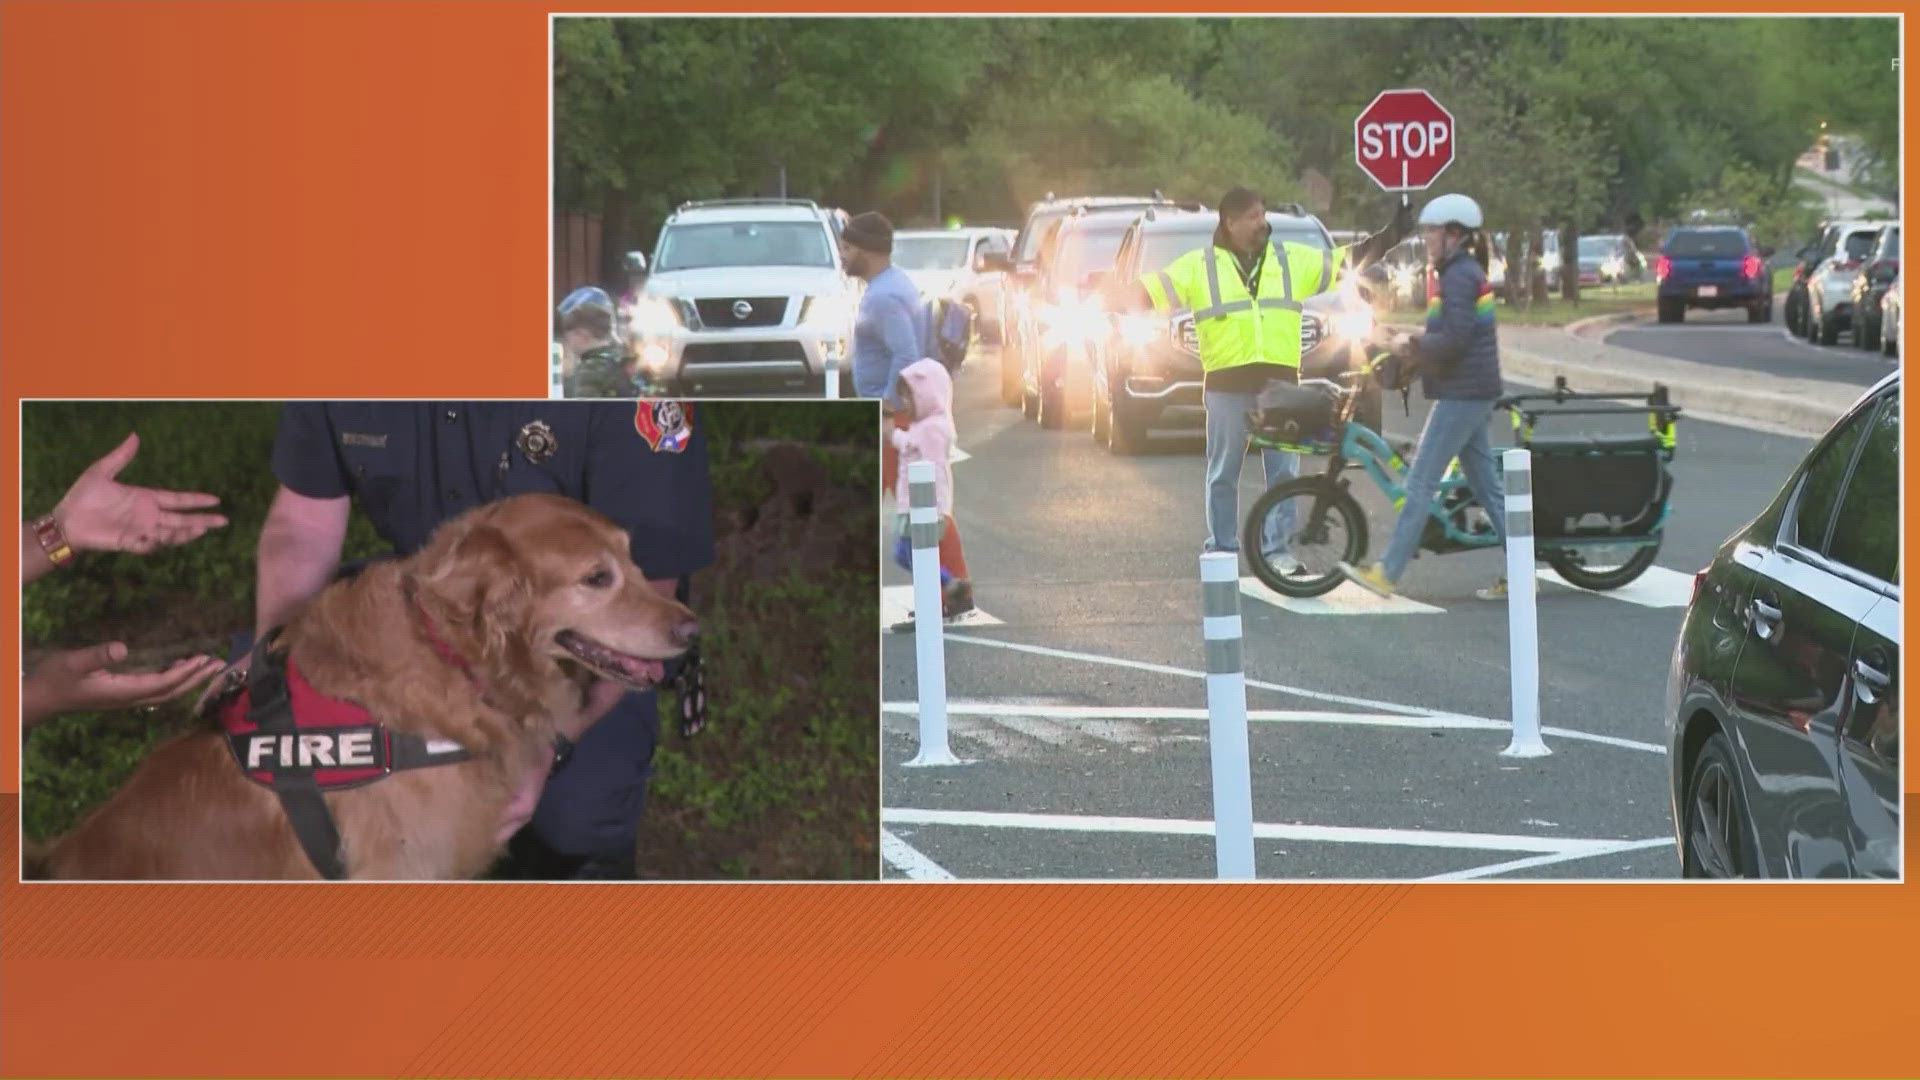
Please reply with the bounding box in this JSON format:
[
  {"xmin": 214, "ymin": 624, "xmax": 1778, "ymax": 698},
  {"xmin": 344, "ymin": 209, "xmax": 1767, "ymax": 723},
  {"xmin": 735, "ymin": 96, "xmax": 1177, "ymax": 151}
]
[{"xmin": 1266, "ymin": 552, "xmax": 1304, "ymax": 576}]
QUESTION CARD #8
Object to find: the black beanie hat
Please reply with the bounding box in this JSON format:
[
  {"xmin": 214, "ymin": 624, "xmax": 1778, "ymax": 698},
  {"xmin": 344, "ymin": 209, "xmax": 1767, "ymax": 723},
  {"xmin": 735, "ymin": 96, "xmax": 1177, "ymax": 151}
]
[{"xmin": 842, "ymin": 211, "xmax": 894, "ymax": 254}]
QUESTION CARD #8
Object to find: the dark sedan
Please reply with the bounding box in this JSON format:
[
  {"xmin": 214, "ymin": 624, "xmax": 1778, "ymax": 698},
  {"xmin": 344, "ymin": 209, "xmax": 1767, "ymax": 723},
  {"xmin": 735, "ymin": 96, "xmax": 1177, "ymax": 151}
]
[{"xmin": 1665, "ymin": 372, "xmax": 1899, "ymax": 878}]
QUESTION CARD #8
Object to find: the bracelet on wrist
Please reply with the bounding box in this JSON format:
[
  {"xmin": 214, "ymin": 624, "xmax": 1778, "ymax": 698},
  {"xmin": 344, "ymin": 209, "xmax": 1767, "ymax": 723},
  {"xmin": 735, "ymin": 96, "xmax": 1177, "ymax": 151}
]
[{"xmin": 31, "ymin": 514, "xmax": 75, "ymax": 568}]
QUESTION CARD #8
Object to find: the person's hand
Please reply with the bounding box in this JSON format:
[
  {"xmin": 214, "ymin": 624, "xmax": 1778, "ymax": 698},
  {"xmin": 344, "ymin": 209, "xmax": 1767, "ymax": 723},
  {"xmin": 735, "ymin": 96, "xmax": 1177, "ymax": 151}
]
[
  {"xmin": 52, "ymin": 433, "xmax": 228, "ymax": 556},
  {"xmin": 21, "ymin": 643, "xmax": 225, "ymax": 730},
  {"xmin": 1389, "ymin": 331, "xmax": 1417, "ymax": 358}
]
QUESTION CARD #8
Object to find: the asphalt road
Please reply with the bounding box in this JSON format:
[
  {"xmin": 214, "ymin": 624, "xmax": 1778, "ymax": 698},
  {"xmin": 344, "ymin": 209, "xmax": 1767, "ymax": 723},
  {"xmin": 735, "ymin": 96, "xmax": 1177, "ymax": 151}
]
[
  {"xmin": 881, "ymin": 326, "xmax": 1821, "ymax": 882},
  {"xmin": 1604, "ymin": 304, "xmax": 1896, "ymax": 386}
]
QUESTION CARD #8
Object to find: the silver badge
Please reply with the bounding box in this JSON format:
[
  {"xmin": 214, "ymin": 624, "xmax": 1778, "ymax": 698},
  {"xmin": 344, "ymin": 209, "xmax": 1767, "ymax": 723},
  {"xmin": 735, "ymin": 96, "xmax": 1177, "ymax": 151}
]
[{"xmin": 517, "ymin": 420, "xmax": 558, "ymax": 464}]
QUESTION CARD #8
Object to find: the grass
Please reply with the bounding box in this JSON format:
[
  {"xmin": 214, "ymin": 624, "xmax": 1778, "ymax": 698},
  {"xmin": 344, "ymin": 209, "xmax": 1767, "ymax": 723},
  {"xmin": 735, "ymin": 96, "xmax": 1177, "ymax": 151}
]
[
  {"xmin": 1380, "ymin": 279, "xmax": 1658, "ymax": 329},
  {"xmin": 22, "ymin": 401, "xmax": 879, "ymax": 879}
]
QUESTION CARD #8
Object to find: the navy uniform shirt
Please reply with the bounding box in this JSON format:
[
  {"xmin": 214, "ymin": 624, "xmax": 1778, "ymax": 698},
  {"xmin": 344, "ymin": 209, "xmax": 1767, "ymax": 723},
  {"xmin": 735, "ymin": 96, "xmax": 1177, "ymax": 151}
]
[{"xmin": 273, "ymin": 401, "xmax": 714, "ymax": 577}]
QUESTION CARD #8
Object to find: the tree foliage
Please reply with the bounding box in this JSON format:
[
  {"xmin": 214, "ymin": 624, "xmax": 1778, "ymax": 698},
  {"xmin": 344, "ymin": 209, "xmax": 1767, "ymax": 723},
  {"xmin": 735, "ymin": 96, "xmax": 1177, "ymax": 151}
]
[{"xmin": 555, "ymin": 15, "xmax": 1898, "ymax": 282}]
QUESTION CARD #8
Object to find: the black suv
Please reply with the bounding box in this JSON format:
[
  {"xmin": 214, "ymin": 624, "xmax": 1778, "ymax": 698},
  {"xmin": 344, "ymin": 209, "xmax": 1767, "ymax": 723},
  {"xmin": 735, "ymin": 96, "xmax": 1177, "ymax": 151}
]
[
  {"xmin": 991, "ymin": 194, "xmax": 1176, "ymax": 407},
  {"xmin": 1665, "ymin": 372, "xmax": 1899, "ymax": 878}
]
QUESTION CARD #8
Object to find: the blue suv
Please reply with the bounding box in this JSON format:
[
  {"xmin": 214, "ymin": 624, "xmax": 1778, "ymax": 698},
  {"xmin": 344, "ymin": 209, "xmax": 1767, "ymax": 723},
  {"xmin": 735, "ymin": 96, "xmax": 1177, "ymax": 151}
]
[{"xmin": 1656, "ymin": 227, "xmax": 1775, "ymax": 324}]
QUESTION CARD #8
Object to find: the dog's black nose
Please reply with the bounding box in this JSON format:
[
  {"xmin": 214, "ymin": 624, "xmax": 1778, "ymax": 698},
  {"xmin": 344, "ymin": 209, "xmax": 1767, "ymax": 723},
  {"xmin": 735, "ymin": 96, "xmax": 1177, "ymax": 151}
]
[{"xmin": 671, "ymin": 620, "xmax": 700, "ymax": 648}]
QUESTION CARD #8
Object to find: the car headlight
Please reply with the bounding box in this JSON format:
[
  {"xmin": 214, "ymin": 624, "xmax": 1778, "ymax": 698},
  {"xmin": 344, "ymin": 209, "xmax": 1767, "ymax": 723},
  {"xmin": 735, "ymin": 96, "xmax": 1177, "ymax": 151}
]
[
  {"xmin": 1331, "ymin": 303, "xmax": 1375, "ymax": 341},
  {"xmin": 1040, "ymin": 300, "xmax": 1105, "ymax": 349},
  {"xmin": 1117, "ymin": 313, "xmax": 1161, "ymax": 347},
  {"xmin": 801, "ymin": 294, "xmax": 854, "ymax": 329},
  {"xmin": 627, "ymin": 297, "xmax": 681, "ymax": 337}
]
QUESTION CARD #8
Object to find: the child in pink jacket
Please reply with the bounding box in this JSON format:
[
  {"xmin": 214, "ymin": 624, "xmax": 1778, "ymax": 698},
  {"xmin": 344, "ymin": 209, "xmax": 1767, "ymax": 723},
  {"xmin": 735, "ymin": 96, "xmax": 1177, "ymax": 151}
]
[{"xmin": 889, "ymin": 358, "xmax": 972, "ymax": 628}]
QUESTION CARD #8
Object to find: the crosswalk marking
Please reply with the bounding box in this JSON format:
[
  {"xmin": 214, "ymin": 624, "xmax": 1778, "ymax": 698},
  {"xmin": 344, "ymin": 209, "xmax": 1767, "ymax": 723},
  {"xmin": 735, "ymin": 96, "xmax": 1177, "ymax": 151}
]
[
  {"xmin": 880, "ymin": 584, "xmax": 1004, "ymax": 629},
  {"xmin": 1537, "ymin": 564, "xmax": 1695, "ymax": 608},
  {"xmin": 1239, "ymin": 575, "xmax": 1445, "ymax": 615}
]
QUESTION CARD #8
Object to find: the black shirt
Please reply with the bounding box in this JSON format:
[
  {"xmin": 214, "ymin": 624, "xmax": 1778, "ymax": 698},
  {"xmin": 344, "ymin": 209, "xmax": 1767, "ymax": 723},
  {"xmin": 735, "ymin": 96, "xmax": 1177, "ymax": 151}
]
[{"xmin": 273, "ymin": 401, "xmax": 714, "ymax": 577}]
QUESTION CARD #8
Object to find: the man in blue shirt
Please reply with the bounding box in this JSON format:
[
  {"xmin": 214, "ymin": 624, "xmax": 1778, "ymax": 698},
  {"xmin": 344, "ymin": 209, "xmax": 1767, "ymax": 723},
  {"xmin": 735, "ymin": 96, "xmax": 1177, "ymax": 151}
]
[
  {"xmin": 242, "ymin": 401, "xmax": 714, "ymax": 879},
  {"xmin": 843, "ymin": 211, "xmax": 926, "ymax": 409}
]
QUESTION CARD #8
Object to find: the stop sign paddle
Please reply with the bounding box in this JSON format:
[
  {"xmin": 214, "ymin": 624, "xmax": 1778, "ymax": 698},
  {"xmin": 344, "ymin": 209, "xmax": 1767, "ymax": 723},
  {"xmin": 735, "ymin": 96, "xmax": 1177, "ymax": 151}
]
[{"xmin": 1354, "ymin": 88, "xmax": 1455, "ymax": 195}]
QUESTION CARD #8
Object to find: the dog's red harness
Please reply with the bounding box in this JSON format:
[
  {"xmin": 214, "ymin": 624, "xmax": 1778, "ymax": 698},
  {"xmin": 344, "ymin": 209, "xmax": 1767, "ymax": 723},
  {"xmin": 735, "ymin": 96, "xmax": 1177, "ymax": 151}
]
[{"xmin": 215, "ymin": 629, "xmax": 471, "ymax": 879}]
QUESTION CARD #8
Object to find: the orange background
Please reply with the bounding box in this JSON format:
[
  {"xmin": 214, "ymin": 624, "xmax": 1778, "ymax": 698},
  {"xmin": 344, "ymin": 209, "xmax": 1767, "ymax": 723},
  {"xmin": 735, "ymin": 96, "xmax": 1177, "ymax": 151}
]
[{"xmin": 1, "ymin": 2, "xmax": 1914, "ymax": 1077}]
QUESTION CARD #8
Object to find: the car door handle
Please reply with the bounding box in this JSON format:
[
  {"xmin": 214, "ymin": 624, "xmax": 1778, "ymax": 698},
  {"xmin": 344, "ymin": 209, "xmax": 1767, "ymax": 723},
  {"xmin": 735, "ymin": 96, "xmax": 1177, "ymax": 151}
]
[
  {"xmin": 1854, "ymin": 658, "xmax": 1891, "ymax": 704},
  {"xmin": 1749, "ymin": 597, "xmax": 1783, "ymax": 640}
]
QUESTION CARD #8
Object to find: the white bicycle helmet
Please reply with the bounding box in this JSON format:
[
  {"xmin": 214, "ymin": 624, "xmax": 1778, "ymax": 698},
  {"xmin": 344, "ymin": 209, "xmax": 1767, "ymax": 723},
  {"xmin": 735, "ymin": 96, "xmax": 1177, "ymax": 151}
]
[{"xmin": 1416, "ymin": 193, "xmax": 1484, "ymax": 230}]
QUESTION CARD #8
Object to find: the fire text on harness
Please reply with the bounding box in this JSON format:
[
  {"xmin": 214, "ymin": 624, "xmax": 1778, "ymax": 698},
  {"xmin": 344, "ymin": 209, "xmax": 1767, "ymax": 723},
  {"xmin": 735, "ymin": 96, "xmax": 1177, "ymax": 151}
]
[{"xmin": 244, "ymin": 730, "xmax": 381, "ymax": 770}]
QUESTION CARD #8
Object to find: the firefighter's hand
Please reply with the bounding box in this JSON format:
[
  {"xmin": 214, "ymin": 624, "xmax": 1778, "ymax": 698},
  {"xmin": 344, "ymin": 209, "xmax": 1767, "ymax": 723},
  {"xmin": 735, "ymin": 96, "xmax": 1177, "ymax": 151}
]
[{"xmin": 22, "ymin": 643, "xmax": 225, "ymax": 730}]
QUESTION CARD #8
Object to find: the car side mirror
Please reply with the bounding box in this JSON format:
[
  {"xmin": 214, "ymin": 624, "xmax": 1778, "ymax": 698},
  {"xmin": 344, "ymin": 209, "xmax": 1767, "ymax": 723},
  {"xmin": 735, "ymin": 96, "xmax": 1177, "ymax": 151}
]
[{"xmin": 980, "ymin": 252, "xmax": 1013, "ymax": 274}]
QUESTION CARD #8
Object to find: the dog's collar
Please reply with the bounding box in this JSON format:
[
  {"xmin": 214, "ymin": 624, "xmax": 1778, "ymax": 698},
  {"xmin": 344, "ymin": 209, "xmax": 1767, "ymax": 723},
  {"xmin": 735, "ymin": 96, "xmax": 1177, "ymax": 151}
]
[
  {"xmin": 402, "ymin": 578, "xmax": 575, "ymax": 774},
  {"xmin": 404, "ymin": 579, "xmax": 487, "ymax": 692}
]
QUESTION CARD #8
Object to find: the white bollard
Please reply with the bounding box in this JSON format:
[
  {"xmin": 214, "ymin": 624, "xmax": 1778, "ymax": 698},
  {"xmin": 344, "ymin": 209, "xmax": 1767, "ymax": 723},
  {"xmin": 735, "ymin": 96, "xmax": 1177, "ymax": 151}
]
[
  {"xmin": 1200, "ymin": 551, "xmax": 1256, "ymax": 878},
  {"xmin": 550, "ymin": 342, "xmax": 566, "ymax": 399},
  {"xmin": 1500, "ymin": 447, "xmax": 1551, "ymax": 758},
  {"xmin": 903, "ymin": 461, "xmax": 961, "ymax": 767},
  {"xmin": 824, "ymin": 354, "xmax": 840, "ymax": 400}
]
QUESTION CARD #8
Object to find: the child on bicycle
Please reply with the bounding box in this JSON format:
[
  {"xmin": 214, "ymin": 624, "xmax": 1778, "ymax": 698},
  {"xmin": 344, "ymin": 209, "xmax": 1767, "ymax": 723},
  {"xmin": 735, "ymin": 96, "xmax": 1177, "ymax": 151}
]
[
  {"xmin": 887, "ymin": 358, "xmax": 973, "ymax": 630},
  {"xmin": 1341, "ymin": 193, "xmax": 1509, "ymax": 601}
]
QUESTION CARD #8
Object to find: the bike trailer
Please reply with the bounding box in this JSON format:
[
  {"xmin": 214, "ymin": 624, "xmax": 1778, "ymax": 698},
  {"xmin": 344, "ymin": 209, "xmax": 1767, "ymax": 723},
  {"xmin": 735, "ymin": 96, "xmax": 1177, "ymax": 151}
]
[{"xmin": 1501, "ymin": 379, "xmax": 1681, "ymax": 541}]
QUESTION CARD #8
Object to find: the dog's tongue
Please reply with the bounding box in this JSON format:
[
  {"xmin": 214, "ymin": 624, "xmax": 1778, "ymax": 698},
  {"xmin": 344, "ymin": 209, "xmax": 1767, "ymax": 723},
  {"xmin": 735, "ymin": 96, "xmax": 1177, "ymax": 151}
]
[{"xmin": 619, "ymin": 657, "xmax": 666, "ymax": 685}]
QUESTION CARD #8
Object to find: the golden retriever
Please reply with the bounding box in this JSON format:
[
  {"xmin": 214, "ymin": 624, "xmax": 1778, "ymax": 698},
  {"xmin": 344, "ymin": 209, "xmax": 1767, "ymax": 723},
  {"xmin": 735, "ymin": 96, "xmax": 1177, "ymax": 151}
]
[{"xmin": 30, "ymin": 493, "xmax": 697, "ymax": 880}]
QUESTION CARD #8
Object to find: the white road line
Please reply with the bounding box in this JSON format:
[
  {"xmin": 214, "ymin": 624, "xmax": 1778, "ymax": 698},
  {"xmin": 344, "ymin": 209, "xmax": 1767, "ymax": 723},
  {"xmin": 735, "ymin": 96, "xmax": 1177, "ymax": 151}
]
[
  {"xmin": 1537, "ymin": 564, "xmax": 1695, "ymax": 608},
  {"xmin": 1420, "ymin": 837, "xmax": 1676, "ymax": 881},
  {"xmin": 881, "ymin": 585, "xmax": 1004, "ymax": 629},
  {"xmin": 1240, "ymin": 576, "xmax": 1445, "ymax": 615},
  {"xmin": 881, "ymin": 699, "xmax": 1666, "ymax": 755},
  {"xmin": 880, "ymin": 828, "xmax": 957, "ymax": 880},
  {"xmin": 881, "ymin": 807, "xmax": 1638, "ymax": 856},
  {"xmin": 944, "ymin": 632, "xmax": 1433, "ymax": 718}
]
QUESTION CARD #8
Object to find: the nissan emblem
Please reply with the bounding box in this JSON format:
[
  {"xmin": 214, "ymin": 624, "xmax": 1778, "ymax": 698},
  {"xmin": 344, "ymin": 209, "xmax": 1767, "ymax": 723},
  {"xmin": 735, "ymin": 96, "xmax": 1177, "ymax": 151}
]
[{"xmin": 731, "ymin": 299, "xmax": 753, "ymax": 320}]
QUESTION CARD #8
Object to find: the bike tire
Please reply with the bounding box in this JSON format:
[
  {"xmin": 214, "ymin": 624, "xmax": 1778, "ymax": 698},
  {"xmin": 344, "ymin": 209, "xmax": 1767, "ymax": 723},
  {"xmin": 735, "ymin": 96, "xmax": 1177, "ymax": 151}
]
[
  {"xmin": 1242, "ymin": 478, "xmax": 1369, "ymax": 598},
  {"xmin": 1545, "ymin": 543, "xmax": 1659, "ymax": 591}
]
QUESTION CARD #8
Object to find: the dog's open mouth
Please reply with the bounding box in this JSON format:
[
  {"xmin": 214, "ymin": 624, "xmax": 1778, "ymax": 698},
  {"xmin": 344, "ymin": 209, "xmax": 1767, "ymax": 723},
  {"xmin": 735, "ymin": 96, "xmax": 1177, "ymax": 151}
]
[{"xmin": 556, "ymin": 630, "xmax": 669, "ymax": 690}]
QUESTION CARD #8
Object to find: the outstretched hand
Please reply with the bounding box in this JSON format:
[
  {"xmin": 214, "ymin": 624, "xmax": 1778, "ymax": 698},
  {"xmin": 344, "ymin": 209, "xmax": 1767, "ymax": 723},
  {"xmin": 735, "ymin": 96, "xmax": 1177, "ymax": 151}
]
[
  {"xmin": 22, "ymin": 643, "xmax": 226, "ymax": 731},
  {"xmin": 54, "ymin": 433, "xmax": 228, "ymax": 556}
]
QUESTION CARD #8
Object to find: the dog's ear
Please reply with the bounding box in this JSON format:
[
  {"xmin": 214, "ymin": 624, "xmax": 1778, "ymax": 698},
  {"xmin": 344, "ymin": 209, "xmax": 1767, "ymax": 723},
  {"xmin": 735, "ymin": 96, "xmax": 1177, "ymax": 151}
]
[{"xmin": 418, "ymin": 522, "xmax": 545, "ymax": 712}]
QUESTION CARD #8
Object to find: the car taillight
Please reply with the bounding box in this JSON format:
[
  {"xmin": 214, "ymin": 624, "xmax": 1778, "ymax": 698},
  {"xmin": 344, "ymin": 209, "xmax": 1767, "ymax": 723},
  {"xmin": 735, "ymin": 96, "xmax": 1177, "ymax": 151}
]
[
  {"xmin": 1692, "ymin": 568, "xmax": 1709, "ymax": 604},
  {"xmin": 1742, "ymin": 255, "xmax": 1762, "ymax": 279},
  {"xmin": 1655, "ymin": 256, "xmax": 1671, "ymax": 281}
]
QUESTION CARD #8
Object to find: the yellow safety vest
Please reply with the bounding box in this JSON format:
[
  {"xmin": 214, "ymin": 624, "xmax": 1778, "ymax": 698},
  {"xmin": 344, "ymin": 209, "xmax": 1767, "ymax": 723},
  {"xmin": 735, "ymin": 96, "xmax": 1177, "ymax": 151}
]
[{"xmin": 1140, "ymin": 240, "xmax": 1348, "ymax": 375}]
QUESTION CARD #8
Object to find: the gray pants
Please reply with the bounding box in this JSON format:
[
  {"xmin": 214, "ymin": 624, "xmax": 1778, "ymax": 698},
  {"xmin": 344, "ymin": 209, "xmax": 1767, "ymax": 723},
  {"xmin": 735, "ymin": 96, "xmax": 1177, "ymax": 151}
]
[
  {"xmin": 1381, "ymin": 397, "xmax": 1508, "ymax": 581},
  {"xmin": 1203, "ymin": 381, "xmax": 1317, "ymax": 554}
]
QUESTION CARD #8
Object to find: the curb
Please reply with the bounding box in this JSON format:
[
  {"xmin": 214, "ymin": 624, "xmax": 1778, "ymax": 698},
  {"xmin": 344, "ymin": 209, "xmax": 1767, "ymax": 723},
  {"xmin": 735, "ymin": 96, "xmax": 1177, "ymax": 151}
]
[
  {"xmin": 1499, "ymin": 343, "xmax": 1852, "ymax": 438},
  {"xmin": 1563, "ymin": 308, "xmax": 1653, "ymax": 339}
]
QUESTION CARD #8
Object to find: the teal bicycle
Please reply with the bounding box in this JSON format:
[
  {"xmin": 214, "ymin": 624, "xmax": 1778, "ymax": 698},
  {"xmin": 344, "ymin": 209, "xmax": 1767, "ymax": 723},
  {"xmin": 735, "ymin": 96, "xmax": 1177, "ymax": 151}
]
[{"xmin": 1241, "ymin": 352, "xmax": 1682, "ymax": 599}]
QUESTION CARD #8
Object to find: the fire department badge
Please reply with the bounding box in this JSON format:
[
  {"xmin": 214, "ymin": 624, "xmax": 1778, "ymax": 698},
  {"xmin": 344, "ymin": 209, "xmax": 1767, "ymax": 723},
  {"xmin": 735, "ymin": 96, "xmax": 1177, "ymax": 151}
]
[
  {"xmin": 516, "ymin": 420, "xmax": 558, "ymax": 464},
  {"xmin": 634, "ymin": 400, "xmax": 694, "ymax": 453}
]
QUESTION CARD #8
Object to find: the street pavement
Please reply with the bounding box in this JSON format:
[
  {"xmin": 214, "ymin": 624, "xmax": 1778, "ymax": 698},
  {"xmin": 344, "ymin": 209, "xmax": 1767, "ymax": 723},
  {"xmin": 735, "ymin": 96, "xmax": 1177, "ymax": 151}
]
[
  {"xmin": 1604, "ymin": 305, "xmax": 1896, "ymax": 387},
  {"xmin": 881, "ymin": 318, "xmax": 1827, "ymax": 882}
]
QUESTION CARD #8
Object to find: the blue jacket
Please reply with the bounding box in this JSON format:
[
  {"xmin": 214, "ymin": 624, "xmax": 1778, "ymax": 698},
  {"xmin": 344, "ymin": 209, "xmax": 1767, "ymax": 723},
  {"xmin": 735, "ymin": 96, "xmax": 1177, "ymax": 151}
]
[{"xmin": 1414, "ymin": 249, "xmax": 1502, "ymax": 401}]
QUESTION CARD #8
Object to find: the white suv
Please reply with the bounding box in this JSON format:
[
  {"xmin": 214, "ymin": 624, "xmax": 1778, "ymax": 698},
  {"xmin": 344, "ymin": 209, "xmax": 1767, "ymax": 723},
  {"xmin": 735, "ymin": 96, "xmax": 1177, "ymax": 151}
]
[{"xmin": 628, "ymin": 199, "xmax": 857, "ymax": 394}]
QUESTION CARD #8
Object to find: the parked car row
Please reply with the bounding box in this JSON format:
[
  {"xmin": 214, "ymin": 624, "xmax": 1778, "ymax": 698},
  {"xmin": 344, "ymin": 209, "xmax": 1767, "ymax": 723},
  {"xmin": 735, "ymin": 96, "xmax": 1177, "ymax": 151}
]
[{"xmin": 1785, "ymin": 218, "xmax": 1901, "ymax": 354}]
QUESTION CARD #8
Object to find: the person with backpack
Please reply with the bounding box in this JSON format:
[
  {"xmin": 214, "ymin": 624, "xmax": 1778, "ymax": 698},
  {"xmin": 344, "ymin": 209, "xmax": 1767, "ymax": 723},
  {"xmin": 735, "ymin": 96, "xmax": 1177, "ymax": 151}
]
[{"xmin": 843, "ymin": 211, "xmax": 975, "ymax": 622}]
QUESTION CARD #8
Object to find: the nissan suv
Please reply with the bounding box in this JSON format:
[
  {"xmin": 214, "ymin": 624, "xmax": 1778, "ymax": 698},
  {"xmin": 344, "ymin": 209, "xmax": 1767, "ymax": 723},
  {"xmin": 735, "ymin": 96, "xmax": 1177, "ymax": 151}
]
[
  {"xmin": 1089, "ymin": 206, "xmax": 1378, "ymax": 452},
  {"xmin": 628, "ymin": 199, "xmax": 857, "ymax": 395}
]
